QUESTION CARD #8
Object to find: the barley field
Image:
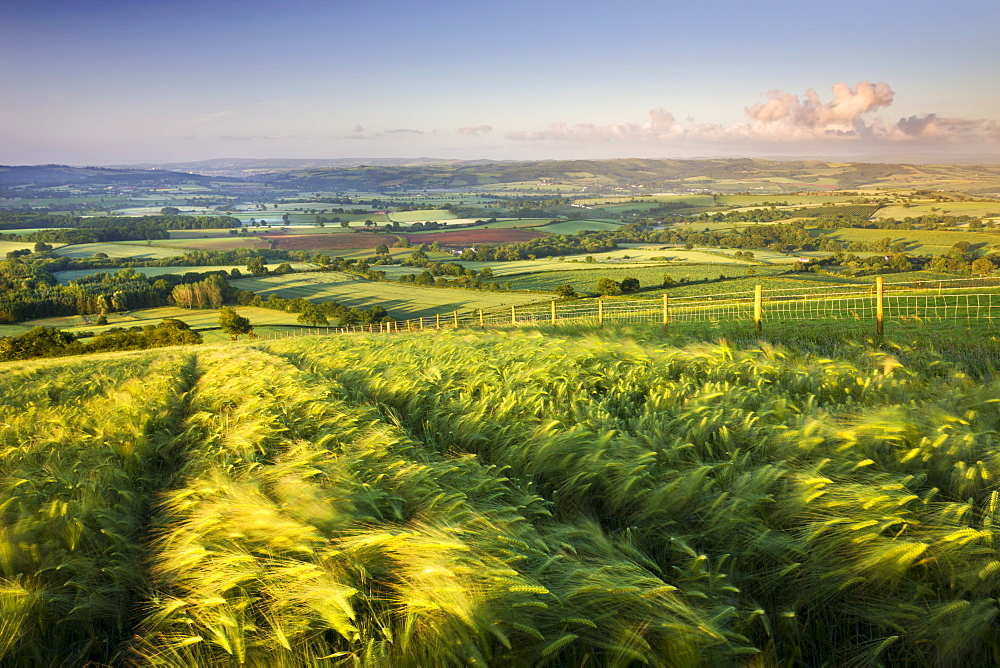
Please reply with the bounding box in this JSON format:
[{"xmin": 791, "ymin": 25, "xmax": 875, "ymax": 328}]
[{"xmin": 3, "ymin": 325, "xmax": 1000, "ymax": 665}]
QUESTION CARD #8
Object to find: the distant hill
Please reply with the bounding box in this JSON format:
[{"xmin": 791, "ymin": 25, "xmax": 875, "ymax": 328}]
[
  {"xmin": 6, "ymin": 159, "xmax": 1000, "ymax": 195},
  {"xmin": 0, "ymin": 164, "xmax": 238, "ymax": 187},
  {"xmin": 110, "ymin": 157, "xmax": 475, "ymax": 178},
  {"xmin": 254, "ymin": 158, "xmax": 999, "ymax": 192}
]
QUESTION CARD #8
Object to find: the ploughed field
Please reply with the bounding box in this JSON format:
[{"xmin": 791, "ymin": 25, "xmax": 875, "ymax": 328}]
[{"xmin": 3, "ymin": 329, "xmax": 1000, "ymax": 665}]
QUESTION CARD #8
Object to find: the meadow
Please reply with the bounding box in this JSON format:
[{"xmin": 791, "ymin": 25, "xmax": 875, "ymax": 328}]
[
  {"xmin": 818, "ymin": 227, "xmax": 1000, "ymax": 254},
  {"xmin": 4, "ymin": 323, "xmax": 1000, "ymax": 665},
  {"xmin": 502, "ymin": 264, "xmax": 786, "ymax": 294},
  {"xmin": 53, "ymin": 263, "xmax": 314, "ymax": 284},
  {"xmin": 229, "ymin": 272, "xmax": 548, "ymax": 318}
]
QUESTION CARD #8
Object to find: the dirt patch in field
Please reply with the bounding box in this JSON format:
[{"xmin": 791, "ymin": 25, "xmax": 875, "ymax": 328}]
[
  {"xmin": 265, "ymin": 232, "xmax": 401, "ymax": 250},
  {"xmin": 403, "ymin": 229, "xmax": 546, "ymax": 247}
]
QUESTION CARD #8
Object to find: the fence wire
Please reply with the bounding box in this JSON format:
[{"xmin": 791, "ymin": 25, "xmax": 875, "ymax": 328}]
[{"xmin": 265, "ymin": 277, "xmax": 1000, "ymax": 339}]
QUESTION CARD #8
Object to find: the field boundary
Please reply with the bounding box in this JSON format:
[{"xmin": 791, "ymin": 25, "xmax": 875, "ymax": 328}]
[{"xmin": 258, "ymin": 275, "xmax": 1000, "ymax": 338}]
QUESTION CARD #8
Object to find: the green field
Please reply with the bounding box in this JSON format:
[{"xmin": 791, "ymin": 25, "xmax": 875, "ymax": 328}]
[
  {"xmin": 874, "ymin": 201, "xmax": 1000, "ymax": 219},
  {"xmin": 536, "ymin": 219, "xmax": 623, "ymax": 234},
  {"xmin": 386, "ymin": 209, "xmax": 457, "ymax": 222},
  {"xmin": 0, "ymin": 239, "xmax": 64, "ymax": 254},
  {"xmin": 4, "ymin": 324, "xmax": 1000, "ymax": 664},
  {"xmin": 819, "ymin": 227, "xmax": 1000, "ymax": 254},
  {"xmin": 504, "ymin": 264, "xmax": 787, "ymax": 294},
  {"xmin": 23, "ymin": 305, "xmax": 305, "ymax": 334},
  {"xmin": 52, "ymin": 242, "xmax": 189, "ymax": 259},
  {"xmin": 53, "ymin": 263, "xmax": 315, "ymax": 284},
  {"xmin": 230, "ymin": 272, "xmax": 549, "ymax": 318}
]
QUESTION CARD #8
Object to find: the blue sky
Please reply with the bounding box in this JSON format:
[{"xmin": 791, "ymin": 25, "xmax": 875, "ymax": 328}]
[{"xmin": 2, "ymin": 0, "xmax": 999, "ymax": 164}]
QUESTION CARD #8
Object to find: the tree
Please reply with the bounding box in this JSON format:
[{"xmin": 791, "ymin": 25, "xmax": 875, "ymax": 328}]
[
  {"xmin": 619, "ymin": 277, "xmax": 640, "ymax": 294},
  {"xmin": 33, "ymin": 242, "xmax": 53, "ymax": 252},
  {"xmin": 595, "ymin": 278, "xmax": 621, "ymax": 296},
  {"xmin": 340, "ymin": 220, "xmax": 350, "ymax": 228},
  {"xmin": 160, "ymin": 206, "xmax": 181, "ymax": 215},
  {"xmin": 247, "ymin": 257, "xmax": 267, "ymax": 276},
  {"xmin": 297, "ymin": 304, "xmax": 328, "ymax": 326},
  {"xmin": 972, "ymin": 257, "xmax": 994, "ymax": 276},
  {"xmin": 219, "ymin": 307, "xmax": 253, "ymax": 340},
  {"xmin": 553, "ymin": 284, "xmax": 577, "ymax": 299},
  {"xmin": 375, "ymin": 243, "xmax": 390, "ymax": 255}
]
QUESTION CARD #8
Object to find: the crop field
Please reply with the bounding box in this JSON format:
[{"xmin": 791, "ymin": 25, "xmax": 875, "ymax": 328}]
[
  {"xmin": 536, "ymin": 219, "xmax": 623, "ymax": 234},
  {"xmin": 716, "ymin": 193, "xmax": 863, "ymax": 206},
  {"xmin": 267, "ymin": 232, "xmax": 401, "ymax": 251},
  {"xmin": 52, "ymin": 242, "xmax": 190, "ymax": 259},
  {"xmin": 0, "ymin": 227, "xmax": 65, "ymax": 236},
  {"xmin": 52, "ymin": 263, "xmax": 315, "ymax": 284},
  {"xmin": 4, "ymin": 326, "xmax": 1000, "ymax": 665},
  {"xmin": 373, "ymin": 258, "xmax": 585, "ymax": 280},
  {"xmin": 817, "ymin": 227, "xmax": 1000, "ymax": 254},
  {"xmin": 230, "ymin": 272, "xmax": 548, "ymax": 318},
  {"xmin": 504, "ymin": 264, "xmax": 787, "ymax": 294},
  {"xmin": 165, "ymin": 228, "xmax": 242, "ymax": 238},
  {"xmin": 127, "ymin": 236, "xmax": 272, "ymax": 252},
  {"xmin": 0, "ymin": 239, "xmax": 64, "ymax": 254},
  {"xmin": 465, "ymin": 218, "xmax": 554, "ymax": 229},
  {"xmin": 875, "ymin": 201, "xmax": 1000, "ymax": 219},
  {"xmin": 583, "ymin": 245, "xmax": 786, "ymax": 264},
  {"xmin": 402, "ymin": 228, "xmax": 548, "ymax": 246},
  {"xmin": 22, "ymin": 305, "xmax": 304, "ymax": 334},
  {"xmin": 385, "ymin": 209, "xmax": 457, "ymax": 222},
  {"xmin": 578, "ymin": 194, "xmax": 717, "ymax": 208}
]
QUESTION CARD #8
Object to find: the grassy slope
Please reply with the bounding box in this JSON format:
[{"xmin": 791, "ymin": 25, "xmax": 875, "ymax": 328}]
[{"xmin": 229, "ymin": 271, "xmax": 548, "ymax": 318}]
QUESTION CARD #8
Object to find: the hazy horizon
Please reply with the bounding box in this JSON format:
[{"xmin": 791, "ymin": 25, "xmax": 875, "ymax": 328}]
[{"xmin": 3, "ymin": 0, "xmax": 998, "ymax": 166}]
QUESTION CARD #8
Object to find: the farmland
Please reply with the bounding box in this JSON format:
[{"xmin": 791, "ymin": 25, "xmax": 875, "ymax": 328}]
[
  {"xmin": 10, "ymin": 151, "xmax": 1000, "ymax": 666},
  {"xmin": 3, "ymin": 324, "xmax": 1000, "ymax": 665},
  {"xmin": 229, "ymin": 272, "xmax": 549, "ymax": 318}
]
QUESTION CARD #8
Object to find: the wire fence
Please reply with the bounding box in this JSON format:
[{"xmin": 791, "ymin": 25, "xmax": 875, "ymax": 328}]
[{"xmin": 260, "ymin": 276, "xmax": 1000, "ymax": 339}]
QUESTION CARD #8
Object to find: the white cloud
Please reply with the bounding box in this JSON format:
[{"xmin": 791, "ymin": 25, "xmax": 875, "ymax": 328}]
[
  {"xmin": 505, "ymin": 82, "xmax": 1000, "ymax": 148},
  {"xmin": 457, "ymin": 125, "xmax": 493, "ymax": 136}
]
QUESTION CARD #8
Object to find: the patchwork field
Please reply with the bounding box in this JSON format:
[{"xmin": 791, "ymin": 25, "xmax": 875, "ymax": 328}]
[
  {"xmin": 52, "ymin": 242, "xmax": 190, "ymax": 259},
  {"xmin": 402, "ymin": 228, "xmax": 547, "ymax": 246},
  {"xmin": 385, "ymin": 209, "xmax": 458, "ymax": 222},
  {"xmin": 23, "ymin": 305, "xmax": 304, "ymax": 334},
  {"xmin": 267, "ymin": 232, "xmax": 400, "ymax": 250},
  {"xmin": 818, "ymin": 227, "xmax": 1000, "ymax": 254},
  {"xmin": 229, "ymin": 272, "xmax": 549, "ymax": 318},
  {"xmin": 503, "ymin": 264, "xmax": 785, "ymax": 294},
  {"xmin": 53, "ymin": 263, "xmax": 315, "ymax": 284},
  {"xmin": 874, "ymin": 201, "xmax": 1000, "ymax": 219},
  {"xmin": 537, "ymin": 219, "xmax": 624, "ymax": 234},
  {"xmin": 0, "ymin": 239, "xmax": 65, "ymax": 254}
]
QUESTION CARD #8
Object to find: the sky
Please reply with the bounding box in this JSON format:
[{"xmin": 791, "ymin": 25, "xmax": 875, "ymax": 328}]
[{"xmin": 2, "ymin": 0, "xmax": 999, "ymax": 165}]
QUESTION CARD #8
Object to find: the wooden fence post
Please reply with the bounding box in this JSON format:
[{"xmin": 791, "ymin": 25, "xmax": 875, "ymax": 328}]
[
  {"xmin": 754, "ymin": 285, "xmax": 763, "ymax": 333},
  {"xmin": 662, "ymin": 293, "xmax": 669, "ymax": 328},
  {"xmin": 453, "ymin": 310, "xmax": 459, "ymax": 328},
  {"xmin": 551, "ymin": 300, "xmax": 557, "ymax": 326},
  {"xmin": 436, "ymin": 313, "xmax": 441, "ymax": 329},
  {"xmin": 876, "ymin": 276, "xmax": 884, "ymax": 336},
  {"xmin": 511, "ymin": 305, "xmax": 517, "ymax": 325},
  {"xmin": 598, "ymin": 298, "xmax": 604, "ymax": 328},
  {"xmin": 479, "ymin": 309, "xmax": 485, "ymax": 328}
]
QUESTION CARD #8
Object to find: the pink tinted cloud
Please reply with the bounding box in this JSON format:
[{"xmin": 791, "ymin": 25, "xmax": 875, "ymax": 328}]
[
  {"xmin": 505, "ymin": 109, "xmax": 683, "ymax": 142},
  {"xmin": 506, "ymin": 82, "xmax": 999, "ymax": 147},
  {"xmin": 457, "ymin": 125, "xmax": 493, "ymax": 136}
]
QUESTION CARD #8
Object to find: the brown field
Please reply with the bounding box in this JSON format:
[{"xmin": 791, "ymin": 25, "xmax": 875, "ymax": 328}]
[
  {"xmin": 403, "ymin": 229, "xmax": 546, "ymax": 247},
  {"xmin": 266, "ymin": 232, "xmax": 401, "ymax": 250}
]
